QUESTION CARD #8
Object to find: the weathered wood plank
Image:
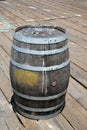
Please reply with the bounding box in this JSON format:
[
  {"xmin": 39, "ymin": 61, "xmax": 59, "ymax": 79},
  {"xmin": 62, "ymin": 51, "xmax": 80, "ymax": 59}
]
[
  {"xmin": 68, "ymin": 32, "xmax": 87, "ymax": 49},
  {"xmin": 69, "ymin": 42, "xmax": 87, "ymax": 71},
  {"xmin": 18, "ymin": 114, "xmax": 43, "ymax": 130},
  {"xmin": 14, "ymin": 0, "xmax": 56, "ymax": 19},
  {"xmin": 68, "ymin": 77, "xmax": 87, "ymax": 109},
  {"xmin": 0, "ymin": 117, "xmax": 9, "ymax": 130},
  {"xmin": 0, "ymin": 6, "xmax": 24, "ymax": 26},
  {"xmin": 53, "ymin": 0, "xmax": 87, "ymax": 12},
  {"xmin": 0, "ymin": 90, "xmax": 25, "ymax": 130},
  {"xmin": 0, "ymin": 1, "xmax": 37, "ymax": 22},
  {"xmin": 40, "ymin": 0, "xmax": 87, "ymax": 18},
  {"xmin": 56, "ymin": 114, "xmax": 74, "ymax": 130},
  {"xmin": 62, "ymin": 94, "xmax": 87, "ymax": 130},
  {"xmin": 0, "ymin": 47, "xmax": 10, "ymax": 79},
  {"xmin": 70, "ymin": 62, "xmax": 87, "ymax": 88},
  {"xmin": 0, "ymin": 67, "xmax": 12, "ymax": 102},
  {"xmin": 40, "ymin": 115, "xmax": 74, "ymax": 130},
  {"xmin": 0, "ymin": 33, "xmax": 12, "ymax": 79},
  {"xmin": 0, "ymin": 2, "xmax": 27, "ymax": 21},
  {"xmin": 39, "ymin": 119, "xmax": 63, "ymax": 130},
  {"xmin": 7, "ymin": 0, "xmax": 52, "ymax": 19},
  {"xmin": 0, "ymin": 33, "xmax": 12, "ymax": 55},
  {"xmin": 0, "ymin": 58, "xmax": 9, "ymax": 79},
  {"xmin": 2, "ymin": 0, "xmax": 87, "ymax": 36},
  {"xmin": 18, "ymin": 109, "xmax": 74, "ymax": 130},
  {"xmin": 32, "ymin": 0, "xmax": 87, "ymax": 33},
  {"xmin": 0, "ymin": 47, "xmax": 10, "ymax": 66}
]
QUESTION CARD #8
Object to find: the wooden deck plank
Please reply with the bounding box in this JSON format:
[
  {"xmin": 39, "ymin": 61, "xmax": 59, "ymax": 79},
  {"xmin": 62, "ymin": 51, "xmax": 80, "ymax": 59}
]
[
  {"xmin": 41, "ymin": 0, "xmax": 87, "ymax": 18},
  {"xmin": 53, "ymin": 0, "xmax": 87, "ymax": 11},
  {"xmin": 0, "ymin": 1, "xmax": 45, "ymax": 22},
  {"xmin": 0, "ymin": 67, "xmax": 12, "ymax": 102},
  {"xmin": 68, "ymin": 78, "xmax": 87, "ymax": 110},
  {"xmin": 69, "ymin": 42, "xmax": 87, "ymax": 71},
  {"xmin": 26, "ymin": 0, "xmax": 87, "ymax": 32},
  {"xmin": 8, "ymin": 0, "xmax": 55, "ymax": 20},
  {"xmin": 0, "ymin": 33, "xmax": 12, "ymax": 55},
  {"xmin": 0, "ymin": 5, "xmax": 25, "ymax": 26},
  {"xmin": 32, "ymin": 0, "xmax": 87, "ymax": 33},
  {"xmin": 0, "ymin": 90, "xmax": 25, "ymax": 130},
  {"xmin": 0, "ymin": 47, "xmax": 10, "ymax": 66},
  {"xmin": 0, "ymin": 2, "xmax": 29, "ymax": 21},
  {"xmin": 62, "ymin": 94, "xmax": 87, "ymax": 130},
  {"xmin": 68, "ymin": 33, "xmax": 87, "ymax": 49},
  {"xmin": 0, "ymin": 57, "xmax": 9, "ymax": 79},
  {"xmin": 1, "ymin": 0, "xmax": 87, "ymax": 36},
  {"xmin": 18, "ymin": 116, "xmax": 43, "ymax": 130},
  {"xmin": 0, "ymin": 117, "xmax": 9, "ymax": 130},
  {"xmin": 18, "ymin": 113, "xmax": 74, "ymax": 130},
  {"xmin": 70, "ymin": 62, "xmax": 87, "ymax": 89},
  {"xmin": 40, "ymin": 115, "xmax": 74, "ymax": 130}
]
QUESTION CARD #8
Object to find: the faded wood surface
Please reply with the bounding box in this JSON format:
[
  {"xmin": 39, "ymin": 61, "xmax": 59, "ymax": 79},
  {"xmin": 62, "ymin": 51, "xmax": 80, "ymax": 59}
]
[
  {"xmin": 0, "ymin": 90, "xmax": 25, "ymax": 130},
  {"xmin": 0, "ymin": 0, "xmax": 87, "ymax": 130}
]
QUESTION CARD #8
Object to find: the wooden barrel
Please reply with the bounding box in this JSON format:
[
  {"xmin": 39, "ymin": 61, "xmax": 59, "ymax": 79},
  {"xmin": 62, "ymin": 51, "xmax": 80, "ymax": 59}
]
[{"xmin": 10, "ymin": 25, "xmax": 70, "ymax": 120}]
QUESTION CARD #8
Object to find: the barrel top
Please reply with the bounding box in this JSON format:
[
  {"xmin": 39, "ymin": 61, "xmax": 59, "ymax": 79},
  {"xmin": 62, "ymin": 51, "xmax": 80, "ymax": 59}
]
[{"xmin": 14, "ymin": 26, "xmax": 68, "ymax": 44}]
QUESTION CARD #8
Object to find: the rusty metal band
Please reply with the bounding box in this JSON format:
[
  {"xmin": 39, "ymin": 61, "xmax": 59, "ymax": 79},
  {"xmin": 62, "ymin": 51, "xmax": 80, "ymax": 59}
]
[
  {"xmin": 13, "ymin": 88, "xmax": 67, "ymax": 100},
  {"xmin": 12, "ymin": 44, "xmax": 68, "ymax": 55},
  {"xmin": 16, "ymin": 103, "xmax": 65, "ymax": 120},
  {"xmin": 14, "ymin": 33, "xmax": 67, "ymax": 44},
  {"xmin": 10, "ymin": 59, "xmax": 70, "ymax": 72},
  {"xmin": 15, "ymin": 100, "xmax": 65, "ymax": 112}
]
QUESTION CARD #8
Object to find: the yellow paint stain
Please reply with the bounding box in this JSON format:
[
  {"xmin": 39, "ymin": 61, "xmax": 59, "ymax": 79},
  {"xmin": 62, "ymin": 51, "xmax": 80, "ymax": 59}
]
[{"xmin": 14, "ymin": 68, "xmax": 39, "ymax": 87}]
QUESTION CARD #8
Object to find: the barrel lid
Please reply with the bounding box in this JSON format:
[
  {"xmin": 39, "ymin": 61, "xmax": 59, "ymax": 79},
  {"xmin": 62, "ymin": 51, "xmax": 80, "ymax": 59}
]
[{"xmin": 13, "ymin": 25, "xmax": 68, "ymax": 44}]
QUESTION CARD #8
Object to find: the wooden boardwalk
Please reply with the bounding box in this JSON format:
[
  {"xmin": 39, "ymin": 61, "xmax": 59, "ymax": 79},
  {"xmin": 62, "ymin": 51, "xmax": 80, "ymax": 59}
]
[{"xmin": 0, "ymin": 0, "xmax": 87, "ymax": 129}]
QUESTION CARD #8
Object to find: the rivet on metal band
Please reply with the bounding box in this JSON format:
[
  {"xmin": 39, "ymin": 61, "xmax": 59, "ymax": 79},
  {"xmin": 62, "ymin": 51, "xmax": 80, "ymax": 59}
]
[
  {"xmin": 12, "ymin": 44, "xmax": 68, "ymax": 55},
  {"xmin": 13, "ymin": 34, "xmax": 67, "ymax": 44},
  {"xmin": 10, "ymin": 59, "xmax": 70, "ymax": 72},
  {"xmin": 15, "ymin": 100, "xmax": 65, "ymax": 112},
  {"xmin": 13, "ymin": 88, "xmax": 67, "ymax": 100}
]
